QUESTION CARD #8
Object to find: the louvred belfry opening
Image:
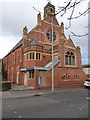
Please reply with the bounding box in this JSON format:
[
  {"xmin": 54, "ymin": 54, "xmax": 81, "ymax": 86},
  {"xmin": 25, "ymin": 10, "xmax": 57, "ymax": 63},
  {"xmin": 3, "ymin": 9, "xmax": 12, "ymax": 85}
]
[{"xmin": 44, "ymin": 2, "xmax": 55, "ymax": 18}]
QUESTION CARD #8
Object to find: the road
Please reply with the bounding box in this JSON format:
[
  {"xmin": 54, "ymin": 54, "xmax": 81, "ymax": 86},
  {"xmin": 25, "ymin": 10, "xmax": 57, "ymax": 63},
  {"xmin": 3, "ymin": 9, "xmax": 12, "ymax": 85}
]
[{"xmin": 2, "ymin": 89, "xmax": 89, "ymax": 118}]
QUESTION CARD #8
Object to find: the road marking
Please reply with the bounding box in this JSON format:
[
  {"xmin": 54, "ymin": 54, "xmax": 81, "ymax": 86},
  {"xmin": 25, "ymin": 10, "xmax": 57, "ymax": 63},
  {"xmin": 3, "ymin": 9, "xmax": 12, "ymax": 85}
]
[
  {"xmin": 8, "ymin": 105, "xmax": 11, "ymax": 108},
  {"xmin": 86, "ymin": 97, "xmax": 90, "ymax": 100},
  {"xmin": 14, "ymin": 111, "xmax": 17, "ymax": 114},
  {"xmin": 79, "ymin": 107, "xmax": 82, "ymax": 111},
  {"xmin": 70, "ymin": 105, "xmax": 73, "ymax": 107}
]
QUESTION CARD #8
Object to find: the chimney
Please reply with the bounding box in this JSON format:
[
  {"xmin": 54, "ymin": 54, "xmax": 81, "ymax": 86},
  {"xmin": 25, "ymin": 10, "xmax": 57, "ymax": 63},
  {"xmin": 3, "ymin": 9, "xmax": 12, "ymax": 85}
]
[
  {"xmin": 37, "ymin": 13, "xmax": 41, "ymax": 26},
  {"xmin": 23, "ymin": 26, "xmax": 28, "ymax": 46}
]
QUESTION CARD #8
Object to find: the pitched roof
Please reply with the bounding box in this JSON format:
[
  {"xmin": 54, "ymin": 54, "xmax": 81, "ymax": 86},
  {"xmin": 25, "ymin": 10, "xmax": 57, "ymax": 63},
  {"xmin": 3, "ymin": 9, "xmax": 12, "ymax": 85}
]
[
  {"xmin": 9, "ymin": 39, "xmax": 23, "ymax": 53},
  {"xmin": 64, "ymin": 35, "xmax": 75, "ymax": 47},
  {"xmin": 28, "ymin": 39, "xmax": 40, "ymax": 46},
  {"xmin": 4, "ymin": 39, "xmax": 23, "ymax": 58},
  {"xmin": 44, "ymin": 57, "xmax": 60, "ymax": 70}
]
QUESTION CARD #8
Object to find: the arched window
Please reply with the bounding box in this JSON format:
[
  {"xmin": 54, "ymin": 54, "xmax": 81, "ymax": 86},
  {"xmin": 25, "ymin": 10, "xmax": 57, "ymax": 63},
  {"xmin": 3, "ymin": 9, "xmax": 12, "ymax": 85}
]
[
  {"xmin": 65, "ymin": 55, "xmax": 68, "ymax": 65},
  {"xmin": 18, "ymin": 51, "xmax": 20, "ymax": 64},
  {"xmin": 74, "ymin": 74, "xmax": 80, "ymax": 80},
  {"xmin": 62, "ymin": 74, "xmax": 70, "ymax": 80},
  {"xmin": 65, "ymin": 51, "xmax": 75, "ymax": 66},
  {"xmin": 71, "ymin": 56, "xmax": 75, "ymax": 65}
]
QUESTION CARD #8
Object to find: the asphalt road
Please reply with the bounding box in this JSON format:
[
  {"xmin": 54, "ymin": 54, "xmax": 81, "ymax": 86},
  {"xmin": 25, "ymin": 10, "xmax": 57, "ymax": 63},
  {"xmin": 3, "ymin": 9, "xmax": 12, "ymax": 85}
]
[{"xmin": 2, "ymin": 89, "xmax": 89, "ymax": 118}]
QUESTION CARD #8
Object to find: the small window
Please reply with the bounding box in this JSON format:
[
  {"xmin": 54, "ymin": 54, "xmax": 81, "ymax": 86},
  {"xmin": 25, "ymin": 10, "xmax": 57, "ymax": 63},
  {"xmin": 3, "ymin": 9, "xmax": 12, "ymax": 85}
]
[
  {"xmin": 46, "ymin": 29, "xmax": 56, "ymax": 42},
  {"xmin": 30, "ymin": 53, "xmax": 34, "ymax": 59},
  {"xmin": 38, "ymin": 76, "xmax": 42, "ymax": 85},
  {"xmin": 62, "ymin": 74, "xmax": 70, "ymax": 80},
  {"xmin": 74, "ymin": 75, "xmax": 76, "ymax": 79},
  {"xmin": 12, "ymin": 55, "xmax": 14, "ymax": 64},
  {"xmin": 36, "ymin": 53, "xmax": 41, "ymax": 60},
  {"xmin": 26, "ymin": 53, "xmax": 28, "ymax": 60},
  {"xmin": 29, "ymin": 70, "xmax": 34, "ymax": 78},
  {"xmin": 68, "ymin": 74, "xmax": 70, "ymax": 79},
  {"xmin": 51, "ymin": 8, "xmax": 53, "ymax": 12},
  {"xmin": 18, "ymin": 51, "xmax": 20, "ymax": 64},
  {"xmin": 78, "ymin": 75, "xmax": 79, "ymax": 79},
  {"xmin": 74, "ymin": 74, "xmax": 79, "ymax": 80}
]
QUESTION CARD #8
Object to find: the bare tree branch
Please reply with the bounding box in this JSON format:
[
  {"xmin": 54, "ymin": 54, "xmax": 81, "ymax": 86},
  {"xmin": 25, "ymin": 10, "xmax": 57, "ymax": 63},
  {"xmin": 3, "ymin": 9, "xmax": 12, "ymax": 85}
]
[
  {"xmin": 86, "ymin": 24, "xmax": 90, "ymax": 28},
  {"xmin": 55, "ymin": 0, "xmax": 72, "ymax": 16},
  {"xmin": 33, "ymin": 6, "xmax": 43, "ymax": 14},
  {"xmin": 68, "ymin": 7, "xmax": 90, "ymax": 20},
  {"xmin": 56, "ymin": 0, "xmax": 88, "ymax": 33},
  {"xmin": 65, "ymin": 0, "xmax": 76, "ymax": 29},
  {"xmin": 71, "ymin": 31, "xmax": 88, "ymax": 37}
]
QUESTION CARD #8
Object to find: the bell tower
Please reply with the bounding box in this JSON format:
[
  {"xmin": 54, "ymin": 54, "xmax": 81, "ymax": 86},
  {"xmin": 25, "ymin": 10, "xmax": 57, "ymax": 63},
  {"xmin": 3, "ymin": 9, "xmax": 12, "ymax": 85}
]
[{"xmin": 44, "ymin": 2, "xmax": 55, "ymax": 18}]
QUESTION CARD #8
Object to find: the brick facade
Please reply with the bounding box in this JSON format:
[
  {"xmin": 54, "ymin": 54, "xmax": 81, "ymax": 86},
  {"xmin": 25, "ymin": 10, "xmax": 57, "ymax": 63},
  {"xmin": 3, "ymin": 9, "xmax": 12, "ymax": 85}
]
[{"xmin": 2, "ymin": 2, "xmax": 87, "ymax": 89}]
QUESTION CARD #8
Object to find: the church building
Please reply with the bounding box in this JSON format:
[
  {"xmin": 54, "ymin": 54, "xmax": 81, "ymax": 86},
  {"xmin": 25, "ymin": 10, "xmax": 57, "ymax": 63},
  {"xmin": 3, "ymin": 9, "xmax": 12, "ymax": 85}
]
[{"xmin": 2, "ymin": 2, "xmax": 87, "ymax": 89}]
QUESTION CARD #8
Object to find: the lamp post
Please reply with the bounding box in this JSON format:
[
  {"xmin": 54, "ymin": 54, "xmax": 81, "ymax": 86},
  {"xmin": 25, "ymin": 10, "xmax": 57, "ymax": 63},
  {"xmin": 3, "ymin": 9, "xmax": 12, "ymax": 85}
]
[
  {"xmin": 51, "ymin": 15, "xmax": 54, "ymax": 93},
  {"xmin": 51, "ymin": 13, "xmax": 57, "ymax": 93}
]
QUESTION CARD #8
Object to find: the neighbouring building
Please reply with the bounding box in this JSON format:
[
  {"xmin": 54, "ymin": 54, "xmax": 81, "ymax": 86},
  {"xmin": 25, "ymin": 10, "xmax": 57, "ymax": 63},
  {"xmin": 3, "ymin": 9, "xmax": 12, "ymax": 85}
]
[
  {"xmin": 0, "ymin": 59, "xmax": 2, "ymax": 76},
  {"xmin": 83, "ymin": 65, "xmax": 90, "ymax": 78},
  {"xmin": 2, "ymin": 2, "xmax": 87, "ymax": 89}
]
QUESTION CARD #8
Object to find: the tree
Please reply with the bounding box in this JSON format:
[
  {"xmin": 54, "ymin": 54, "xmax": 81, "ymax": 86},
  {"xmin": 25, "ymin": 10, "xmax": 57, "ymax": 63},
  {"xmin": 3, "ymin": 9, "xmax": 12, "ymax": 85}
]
[{"xmin": 56, "ymin": 0, "xmax": 89, "ymax": 37}]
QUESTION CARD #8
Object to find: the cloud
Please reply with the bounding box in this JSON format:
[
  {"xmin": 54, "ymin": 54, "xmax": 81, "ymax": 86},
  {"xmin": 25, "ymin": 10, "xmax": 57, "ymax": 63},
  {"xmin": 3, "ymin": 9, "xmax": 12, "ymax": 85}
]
[{"xmin": 0, "ymin": 36, "xmax": 21, "ymax": 58}]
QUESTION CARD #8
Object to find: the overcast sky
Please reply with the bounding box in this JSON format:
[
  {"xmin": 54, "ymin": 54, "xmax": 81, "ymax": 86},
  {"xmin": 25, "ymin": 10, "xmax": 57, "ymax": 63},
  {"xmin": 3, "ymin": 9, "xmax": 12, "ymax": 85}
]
[{"xmin": 0, "ymin": 0, "xmax": 89, "ymax": 65}]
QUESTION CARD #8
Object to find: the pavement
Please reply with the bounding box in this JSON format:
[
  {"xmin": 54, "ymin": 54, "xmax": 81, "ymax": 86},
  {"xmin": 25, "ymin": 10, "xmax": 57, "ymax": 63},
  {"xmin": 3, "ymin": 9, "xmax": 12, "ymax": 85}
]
[{"xmin": 0, "ymin": 84, "xmax": 87, "ymax": 99}]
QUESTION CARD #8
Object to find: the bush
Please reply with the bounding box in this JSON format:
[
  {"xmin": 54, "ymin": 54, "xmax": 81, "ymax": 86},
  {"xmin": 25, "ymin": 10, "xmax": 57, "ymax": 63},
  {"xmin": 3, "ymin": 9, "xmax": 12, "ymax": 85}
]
[{"xmin": 2, "ymin": 81, "xmax": 11, "ymax": 91}]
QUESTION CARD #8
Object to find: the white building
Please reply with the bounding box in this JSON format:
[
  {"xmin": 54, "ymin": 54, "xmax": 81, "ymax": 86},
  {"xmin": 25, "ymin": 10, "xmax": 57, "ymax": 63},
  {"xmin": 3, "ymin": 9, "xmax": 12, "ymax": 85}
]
[{"xmin": 83, "ymin": 65, "xmax": 90, "ymax": 78}]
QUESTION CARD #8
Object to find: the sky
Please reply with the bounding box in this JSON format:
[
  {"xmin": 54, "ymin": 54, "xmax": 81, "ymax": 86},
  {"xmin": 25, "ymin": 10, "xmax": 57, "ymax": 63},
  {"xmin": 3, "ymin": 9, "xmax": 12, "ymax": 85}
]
[{"xmin": 0, "ymin": 0, "xmax": 89, "ymax": 65}]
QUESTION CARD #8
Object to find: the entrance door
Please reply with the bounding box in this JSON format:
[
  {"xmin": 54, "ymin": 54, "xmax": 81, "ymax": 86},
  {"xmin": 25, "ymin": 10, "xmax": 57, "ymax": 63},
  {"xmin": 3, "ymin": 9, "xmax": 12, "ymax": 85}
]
[
  {"xmin": 38, "ymin": 71, "xmax": 46, "ymax": 87},
  {"xmin": 17, "ymin": 72, "xmax": 19, "ymax": 84},
  {"xmin": 24, "ymin": 72, "xmax": 28, "ymax": 86}
]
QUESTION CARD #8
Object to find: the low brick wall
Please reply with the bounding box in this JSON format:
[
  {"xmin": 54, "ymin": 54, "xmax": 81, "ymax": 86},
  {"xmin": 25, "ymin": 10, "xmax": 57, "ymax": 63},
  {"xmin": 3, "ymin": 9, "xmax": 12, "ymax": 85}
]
[{"xmin": 1, "ymin": 81, "xmax": 11, "ymax": 91}]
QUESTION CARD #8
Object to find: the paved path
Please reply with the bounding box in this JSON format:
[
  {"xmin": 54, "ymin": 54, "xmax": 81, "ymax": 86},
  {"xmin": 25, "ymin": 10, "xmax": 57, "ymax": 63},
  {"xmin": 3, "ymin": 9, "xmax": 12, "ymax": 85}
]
[{"xmin": 1, "ymin": 87, "xmax": 87, "ymax": 99}]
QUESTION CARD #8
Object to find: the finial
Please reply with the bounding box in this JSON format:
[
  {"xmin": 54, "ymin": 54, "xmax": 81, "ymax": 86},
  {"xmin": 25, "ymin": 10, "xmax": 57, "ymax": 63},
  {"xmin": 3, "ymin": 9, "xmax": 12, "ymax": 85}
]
[
  {"xmin": 47, "ymin": 0, "xmax": 51, "ymax": 4},
  {"xmin": 69, "ymin": 34, "xmax": 71, "ymax": 39},
  {"xmin": 23, "ymin": 26, "xmax": 28, "ymax": 33}
]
